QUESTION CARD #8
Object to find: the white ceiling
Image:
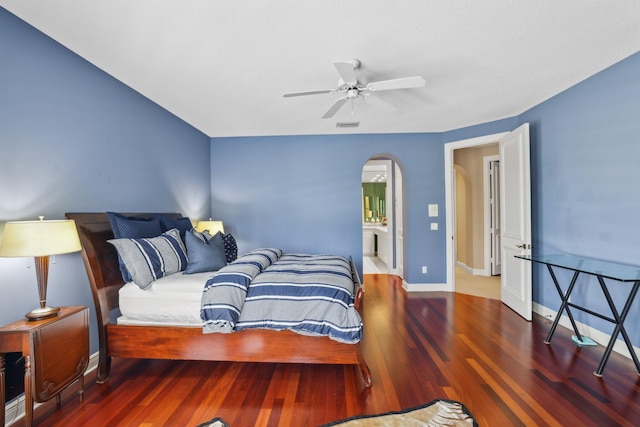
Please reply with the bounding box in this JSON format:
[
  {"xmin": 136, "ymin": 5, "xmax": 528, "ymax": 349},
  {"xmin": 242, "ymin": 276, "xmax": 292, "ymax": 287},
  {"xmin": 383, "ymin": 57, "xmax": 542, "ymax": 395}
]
[{"xmin": 2, "ymin": 1, "xmax": 639, "ymax": 138}]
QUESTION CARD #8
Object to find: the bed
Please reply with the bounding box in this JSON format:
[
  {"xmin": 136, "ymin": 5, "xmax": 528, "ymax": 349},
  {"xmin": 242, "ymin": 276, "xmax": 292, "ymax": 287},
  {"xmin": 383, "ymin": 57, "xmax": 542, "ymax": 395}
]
[{"xmin": 66, "ymin": 212, "xmax": 372, "ymax": 388}]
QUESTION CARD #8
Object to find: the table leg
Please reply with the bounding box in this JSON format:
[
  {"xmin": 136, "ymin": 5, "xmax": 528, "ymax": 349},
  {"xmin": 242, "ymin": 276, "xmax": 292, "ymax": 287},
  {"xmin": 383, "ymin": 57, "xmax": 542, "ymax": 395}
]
[
  {"xmin": 594, "ymin": 278, "xmax": 640, "ymax": 376},
  {"xmin": 79, "ymin": 373, "xmax": 85, "ymax": 402},
  {"xmin": 24, "ymin": 355, "xmax": 33, "ymax": 427},
  {"xmin": 545, "ymin": 266, "xmax": 582, "ymax": 343}
]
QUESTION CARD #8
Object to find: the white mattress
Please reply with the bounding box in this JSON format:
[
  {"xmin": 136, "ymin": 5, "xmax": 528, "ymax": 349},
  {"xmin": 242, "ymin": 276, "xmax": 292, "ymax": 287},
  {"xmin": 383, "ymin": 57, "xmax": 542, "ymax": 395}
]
[{"xmin": 118, "ymin": 271, "xmax": 213, "ymax": 326}]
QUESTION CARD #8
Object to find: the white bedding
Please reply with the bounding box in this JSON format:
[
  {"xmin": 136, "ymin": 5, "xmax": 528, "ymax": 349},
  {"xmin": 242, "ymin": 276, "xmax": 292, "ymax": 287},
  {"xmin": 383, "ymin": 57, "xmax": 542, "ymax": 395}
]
[{"xmin": 118, "ymin": 271, "xmax": 212, "ymax": 326}]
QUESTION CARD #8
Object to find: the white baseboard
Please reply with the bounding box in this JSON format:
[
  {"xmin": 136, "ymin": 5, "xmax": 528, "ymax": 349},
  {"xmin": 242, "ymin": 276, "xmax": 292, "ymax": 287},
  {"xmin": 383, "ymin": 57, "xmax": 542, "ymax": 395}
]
[
  {"xmin": 455, "ymin": 261, "xmax": 473, "ymax": 274},
  {"xmin": 455, "ymin": 261, "xmax": 488, "ymax": 276},
  {"xmin": 533, "ymin": 302, "xmax": 639, "ymax": 360},
  {"xmin": 403, "ymin": 282, "xmax": 448, "ymax": 292},
  {"xmin": 4, "ymin": 351, "xmax": 99, "ymax": 426}
]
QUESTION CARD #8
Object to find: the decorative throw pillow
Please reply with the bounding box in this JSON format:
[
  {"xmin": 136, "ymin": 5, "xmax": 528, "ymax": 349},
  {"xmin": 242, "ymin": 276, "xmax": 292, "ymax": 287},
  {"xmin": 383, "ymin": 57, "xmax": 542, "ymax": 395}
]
[
  {"xmin": 184, "ymin": 230, "xmax": 227, "ymax": 274},
  {"xmin": 190, "ymin": 229, "xmax": 212, "ymax": 243},
  {"xmin": 158, "ymin": 215, "xmax": 193, "ymax": 241},
  {"xmin": 107, "ymin": 212, "xmax": 163, "ymax": 238},
  {"xmin": 108, "ymin": 228, "xmax": 188, "ymax": 289},
  {"xmin": 222, "ymin": 233, "xmax": 238, "ymax": 263},
  {"xmin": 107, "ymin": 212, "xmax": 164, "ymax": 282}
]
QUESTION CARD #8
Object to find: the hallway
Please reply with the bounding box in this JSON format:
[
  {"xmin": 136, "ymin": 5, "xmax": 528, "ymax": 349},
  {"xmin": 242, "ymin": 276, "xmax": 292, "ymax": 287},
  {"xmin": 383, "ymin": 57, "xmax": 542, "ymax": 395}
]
[
  {"xmin": 363, "ymin": 255, "xmax": 387, "ymax": 274},
  {"xmin": 365, "ymin": 258, "xmax": 500, "ymax": 300},
  {"xmin": 455, "ymin": 266, "xmax": 500, "ymax": 300}
]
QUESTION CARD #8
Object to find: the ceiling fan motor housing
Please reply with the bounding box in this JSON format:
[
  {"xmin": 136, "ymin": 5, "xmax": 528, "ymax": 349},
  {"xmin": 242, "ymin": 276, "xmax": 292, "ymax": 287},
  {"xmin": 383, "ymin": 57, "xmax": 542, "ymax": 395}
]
[{"xmin": 346, "ymin": 88, "xmax": 360, "ymax": 98}]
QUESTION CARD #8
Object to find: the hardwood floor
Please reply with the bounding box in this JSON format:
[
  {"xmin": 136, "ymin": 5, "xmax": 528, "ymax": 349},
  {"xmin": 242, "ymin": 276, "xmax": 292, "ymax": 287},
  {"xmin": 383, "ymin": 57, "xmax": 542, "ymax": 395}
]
[{"xmin": 28, "ymin": 274, "xmax": 640, "ymax": 426}]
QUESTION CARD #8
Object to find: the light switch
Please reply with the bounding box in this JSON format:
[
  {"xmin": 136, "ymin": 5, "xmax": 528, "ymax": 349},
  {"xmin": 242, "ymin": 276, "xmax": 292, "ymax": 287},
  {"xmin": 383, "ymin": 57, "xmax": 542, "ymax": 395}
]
[
  {"xmin": 428, "ymin": 204, "xmax": 438, "ymax": 217},
  {"xmin": 430, "ymin": 222, "xmax": 438, "ymax": 230}
]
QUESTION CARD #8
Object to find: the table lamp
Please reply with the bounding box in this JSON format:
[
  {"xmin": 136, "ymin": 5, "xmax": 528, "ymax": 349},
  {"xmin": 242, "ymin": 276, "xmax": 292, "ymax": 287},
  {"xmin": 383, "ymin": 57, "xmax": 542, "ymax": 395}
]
[
  {"xmin": 0, "ymin": 216, "xmax": 82, "ymax": 320},
  {"xmin": 196, "ymin": 219, "xmax": 224, "ymax": 235}
]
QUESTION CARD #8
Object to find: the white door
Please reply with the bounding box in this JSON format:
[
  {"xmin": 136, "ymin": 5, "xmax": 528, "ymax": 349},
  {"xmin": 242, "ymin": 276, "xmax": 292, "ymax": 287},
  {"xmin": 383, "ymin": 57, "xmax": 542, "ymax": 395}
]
[{"xmin": 499, "ymin": 123, "xmax": 532, "ymax": 320}]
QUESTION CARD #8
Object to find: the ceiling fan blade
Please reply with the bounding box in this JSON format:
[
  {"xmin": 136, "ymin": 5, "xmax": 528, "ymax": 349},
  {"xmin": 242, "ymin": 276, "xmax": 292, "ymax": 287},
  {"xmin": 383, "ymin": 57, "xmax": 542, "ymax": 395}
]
[
  {"xmin": 365, "ymin": 76, "xmax": 426, "ymax": 92},
  {"xmin": 333, "ymin": 61, "xmax": 358, "ymax": 86},
  {"xmin": 283, "ymin": 89, "xmax": 334, "ymax": 98},
  {"xmin": 322, "ymin": 97, "xmax": 348, "ymax": 119}
]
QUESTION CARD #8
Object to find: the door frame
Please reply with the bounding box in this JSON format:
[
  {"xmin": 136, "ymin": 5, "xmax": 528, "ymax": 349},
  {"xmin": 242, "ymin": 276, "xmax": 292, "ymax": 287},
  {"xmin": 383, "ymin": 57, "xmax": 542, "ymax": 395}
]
[
  {"xmin": 393, "ymin": 161, "xmax": 404, "ymax": 279},
  {"xmin": 484, "ymin": 154, "xmax": 500, "ymax": 276},
  {"xmin": 444, "ymin": 132, "xmax": 508, "ymax": 292},
  {"xmin": 361, "ymin": 156, "xmax": 405, "ymax": 279}
]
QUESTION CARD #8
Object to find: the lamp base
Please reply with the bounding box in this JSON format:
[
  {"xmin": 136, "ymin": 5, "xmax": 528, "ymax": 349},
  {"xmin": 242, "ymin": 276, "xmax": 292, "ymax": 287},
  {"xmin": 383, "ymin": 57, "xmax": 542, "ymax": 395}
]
[{"xmin": 26, "ymin": 306, "xmax": 60, "ymax": 321}]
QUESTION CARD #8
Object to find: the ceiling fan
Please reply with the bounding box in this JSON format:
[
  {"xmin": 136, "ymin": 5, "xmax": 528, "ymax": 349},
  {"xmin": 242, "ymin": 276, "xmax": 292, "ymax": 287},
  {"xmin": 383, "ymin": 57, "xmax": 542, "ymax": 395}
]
[{"xmin": 283, "ymin": 59, "xmax": 426, "ymax": 119}]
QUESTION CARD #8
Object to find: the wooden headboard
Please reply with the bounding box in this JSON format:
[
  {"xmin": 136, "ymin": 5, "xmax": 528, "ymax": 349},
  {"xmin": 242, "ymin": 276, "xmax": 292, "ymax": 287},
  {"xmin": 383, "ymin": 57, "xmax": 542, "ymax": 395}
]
[{"xmin": 65, "ymin": 213, "xmax": 183, "ymax": 346}]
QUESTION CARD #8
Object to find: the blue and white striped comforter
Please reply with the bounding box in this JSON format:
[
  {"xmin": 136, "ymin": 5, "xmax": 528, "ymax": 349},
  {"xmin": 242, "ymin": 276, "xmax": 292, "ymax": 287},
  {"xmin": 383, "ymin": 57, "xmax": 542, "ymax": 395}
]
[{"xmin": 200, "ymin": 248, "xmax": 363, "ymax": 344}]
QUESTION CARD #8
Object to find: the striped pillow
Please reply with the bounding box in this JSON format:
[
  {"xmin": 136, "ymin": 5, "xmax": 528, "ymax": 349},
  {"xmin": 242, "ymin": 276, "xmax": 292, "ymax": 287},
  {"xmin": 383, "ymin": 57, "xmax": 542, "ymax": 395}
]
[{"xmin": 108, "ymin": 228, "xmax": 188, "ymax": 289}]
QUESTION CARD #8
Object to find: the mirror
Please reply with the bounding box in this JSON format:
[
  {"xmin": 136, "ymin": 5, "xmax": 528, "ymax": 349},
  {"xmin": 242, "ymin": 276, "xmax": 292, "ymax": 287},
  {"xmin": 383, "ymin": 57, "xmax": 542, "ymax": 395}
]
[
  {"xmin": 362, "ymin": 160, "xmax": 387, "ymax": 224},
  {"xmin": 362, "ymin": 183, "xmax": 386, "ymax": 223}
]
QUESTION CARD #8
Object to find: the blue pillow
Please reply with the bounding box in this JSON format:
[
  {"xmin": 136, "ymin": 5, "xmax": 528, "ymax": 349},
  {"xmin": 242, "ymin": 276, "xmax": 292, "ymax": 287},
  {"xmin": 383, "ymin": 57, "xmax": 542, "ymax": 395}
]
[
  {"xmin": 158, "ymin": 215, "xmax": 192, "ymax": 241},
  {"xmin": 107, "ymin": 212, "xmax": 164, "ymax": 282},
  {"xmin": 107, "ymin": 212, "xmax": 163, "ymax": 239},
  {"xmin": 184, "ymin": 230, "xmax": 227, "ymax": 274},
  {"xmin": 190, "ymin": 229, "xmax": 212, "ymax": 242}
]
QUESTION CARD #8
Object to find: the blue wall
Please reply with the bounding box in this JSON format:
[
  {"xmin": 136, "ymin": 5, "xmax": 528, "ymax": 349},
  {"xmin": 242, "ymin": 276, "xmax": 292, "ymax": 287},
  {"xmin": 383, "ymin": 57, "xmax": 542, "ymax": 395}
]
[
  {"xmin": 210, "ymin": 119, "xmax": 518, "ymax": 284},
  {"xmin": 522, "ymin": 51, "xmax": 640, "ymax": 341},
  {"xmin": 0, "ymin": 8, "xmax": 211, "ymax": 353},
  {"xmin": 210, "ymin": 133, "xmax": 447, "ymax": 283}
]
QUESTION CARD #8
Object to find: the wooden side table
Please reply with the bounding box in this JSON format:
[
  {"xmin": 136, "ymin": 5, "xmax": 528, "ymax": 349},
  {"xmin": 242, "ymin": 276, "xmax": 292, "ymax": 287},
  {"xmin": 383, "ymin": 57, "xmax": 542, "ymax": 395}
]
[{"xmin": 0, "ymin": 306, "xmax": 89, "ymax": 426}]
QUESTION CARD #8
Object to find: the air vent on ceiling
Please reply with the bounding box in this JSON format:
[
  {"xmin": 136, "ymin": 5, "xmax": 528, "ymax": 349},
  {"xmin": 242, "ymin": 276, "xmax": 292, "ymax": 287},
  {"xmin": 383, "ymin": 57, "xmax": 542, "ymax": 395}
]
[{"xmin": 336, "ymin": 122, "xmax": 360, "ymax": 128}]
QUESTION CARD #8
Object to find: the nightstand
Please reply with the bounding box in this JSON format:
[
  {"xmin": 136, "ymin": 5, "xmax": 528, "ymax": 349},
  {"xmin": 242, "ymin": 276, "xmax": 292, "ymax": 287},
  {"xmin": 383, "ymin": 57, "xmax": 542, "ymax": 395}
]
[{"xmin": 0, "ymin": 306, "xmax": 89, "ymax": 427}]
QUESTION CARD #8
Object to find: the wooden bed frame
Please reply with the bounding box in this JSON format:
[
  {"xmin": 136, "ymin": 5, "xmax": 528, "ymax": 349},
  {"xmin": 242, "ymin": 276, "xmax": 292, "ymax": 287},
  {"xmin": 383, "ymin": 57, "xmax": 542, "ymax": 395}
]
[{"xmin": 66, "ymin": 212, "xmax": 372, "ymax": 388}]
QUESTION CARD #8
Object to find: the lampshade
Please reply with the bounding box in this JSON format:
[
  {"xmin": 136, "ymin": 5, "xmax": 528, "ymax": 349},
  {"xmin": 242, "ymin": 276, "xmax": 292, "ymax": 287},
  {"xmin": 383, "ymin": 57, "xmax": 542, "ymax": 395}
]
[
  {"xmin": 196, "ymin": 220, "xmax": 224, "ymax": 235},
  {"xmin": 0, "ymin": 219, "xmax": 82, "ymax": 257},
  {"xmin": 0, "ymin": 218, "xmax": 82, "ymax": 320}
]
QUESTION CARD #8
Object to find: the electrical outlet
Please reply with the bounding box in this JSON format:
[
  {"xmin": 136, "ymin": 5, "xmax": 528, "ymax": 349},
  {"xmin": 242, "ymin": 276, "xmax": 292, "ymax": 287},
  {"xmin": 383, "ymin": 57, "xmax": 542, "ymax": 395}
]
[{"xmin": 421, "ymin": 266, "xmax": 427, "ymax": 274}]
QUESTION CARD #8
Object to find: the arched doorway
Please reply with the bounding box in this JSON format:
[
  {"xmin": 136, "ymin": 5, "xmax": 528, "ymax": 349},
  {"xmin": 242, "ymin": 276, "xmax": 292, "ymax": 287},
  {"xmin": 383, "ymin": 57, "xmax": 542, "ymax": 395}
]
[{"xmin": 361, "ymin": 156, "xmax": 405, "ymax": 279}]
